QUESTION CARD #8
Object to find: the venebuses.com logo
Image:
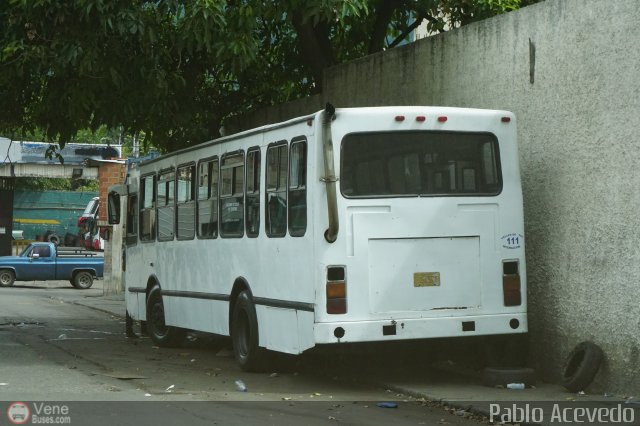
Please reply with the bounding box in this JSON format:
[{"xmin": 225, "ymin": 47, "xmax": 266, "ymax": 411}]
[
  {"xmin": 6, "ymin": 401, "xmax": 72, "ymax": 424},
  {"xmin": 7, "ymin": 401, "xmax": 30, "ymax": 424}
]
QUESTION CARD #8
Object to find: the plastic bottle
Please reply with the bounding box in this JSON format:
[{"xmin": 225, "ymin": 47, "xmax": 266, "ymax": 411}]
[
  {"xmin": 506, "ymin": 383, "xmax": 525, "ymax": 390},
  {"xmin": 235, "ymin": 380, "xmax": 247, "ymax": 392}
]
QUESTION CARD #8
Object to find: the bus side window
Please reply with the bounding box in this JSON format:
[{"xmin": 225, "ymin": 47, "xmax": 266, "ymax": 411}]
[
  {"xmin": 126, "ymin": 193, "xmax": 138, "ymax": 246},
  {"xmin": 220, "ymin": 152, "xmax": 245, "ymax": 238},
  {"xmin": 197, "ymin": 158, "xmax": 219, "ymax": 238},
  {"xmin": 157, "ymin": 170, "xmax": 175, "ymax": 241},
  {"xmin": 176, "ymin": 164, "xmax": 196, "ymax": 240},
  {"xmin": 288, "ymin": 137, "xmax": 307, "ymax": 237},
  {"xmin": 139, "ymin": 174, "xmax": 156, "ymax": 241},
  {"xmin": 246, "ymin": 148, "xmax": 261, "ymax": 238},
  {"xmin": 266, "ymin": 142, "xmax": 288, "ymax": 238}
]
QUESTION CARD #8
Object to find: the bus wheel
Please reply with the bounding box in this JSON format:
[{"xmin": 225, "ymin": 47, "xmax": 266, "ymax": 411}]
[
  {"xmin": 0, "ymin": 269, "xmax": 15, "ymax": 287},
  {"xmin": 231, "ymin": 290, "xmax": 264, "ymax": 372},
  {"xmin": 72, "ymin": 271, "xmax": 94, "ymax": 289},
  {"xmin": 146, "ymin": 286, "xmax": 185, "ymax": 347}
]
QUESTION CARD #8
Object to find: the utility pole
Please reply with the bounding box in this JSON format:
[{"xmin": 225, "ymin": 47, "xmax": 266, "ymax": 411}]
[{"xmin": 132, "ymin": 133, "xmax": 139, "ymax": 158}]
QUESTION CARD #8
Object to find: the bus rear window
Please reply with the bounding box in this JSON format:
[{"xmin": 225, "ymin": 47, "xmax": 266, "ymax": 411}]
[{"xmin": 340, "ymin": 131, "xmax": 502, "ymax": 197}]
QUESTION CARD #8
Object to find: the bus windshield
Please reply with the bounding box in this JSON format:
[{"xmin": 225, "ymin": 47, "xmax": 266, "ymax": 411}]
[{"xmin": 340, "ymin": 131, "xmax": 502, "ymax": 198}]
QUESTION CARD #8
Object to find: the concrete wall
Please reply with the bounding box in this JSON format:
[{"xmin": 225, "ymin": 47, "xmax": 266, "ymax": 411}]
[
  {"xmin": 231, "ymin": 0, "xmax": 640, "ymax": 394},
  {"xmin": 96, "ymin": 162, "xmax": 127, "ymax": 296}
]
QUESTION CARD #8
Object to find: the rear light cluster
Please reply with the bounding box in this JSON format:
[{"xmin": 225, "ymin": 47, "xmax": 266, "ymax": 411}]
[
  {"xmin": 394, "ymin": 115, "xmax": 446, "ymax": 122},
  {"xmin": 502, "ymin": 260, "xmax": 522, "ymax": 306},
  {"xmin": 326, "ymin": 266, "xmax": 347, "ymax": 314},
  {"xmin": 393, "ymin": 115, "xmax": 511, "ymax": 123}
]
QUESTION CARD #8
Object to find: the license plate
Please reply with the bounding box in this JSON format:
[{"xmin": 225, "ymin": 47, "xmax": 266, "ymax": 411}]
[{"xmin": 413, "ymin": 272, "xmax": 440, "ymax": 287}]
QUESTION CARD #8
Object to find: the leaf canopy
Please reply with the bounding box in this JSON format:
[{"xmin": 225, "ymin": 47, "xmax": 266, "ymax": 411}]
[{"xmin": 0, "ymin": 0, "xmax": 531, "ymax": 153}]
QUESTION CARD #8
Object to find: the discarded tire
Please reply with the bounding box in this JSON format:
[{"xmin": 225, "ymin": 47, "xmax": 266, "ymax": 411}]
[
  {"xmin": 47, "ymin": 233, "xmax": 60, "ymax": 246},
  {"xmin": 482, "ymin": 367, "xmax": 536, "ymax": 387},
  {"xmin": 561, "ymin": 341, "xmax": 603, "ymax": 392}
]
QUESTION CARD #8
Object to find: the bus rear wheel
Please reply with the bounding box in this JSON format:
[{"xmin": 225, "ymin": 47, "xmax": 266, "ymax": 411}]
[
  {"xmin": 231, "ymin": 290, "xmax": 265, "ymax": 372},
  {"xmin": 146, "ymin": 286, "xmax": 185, "ymax": 347}
]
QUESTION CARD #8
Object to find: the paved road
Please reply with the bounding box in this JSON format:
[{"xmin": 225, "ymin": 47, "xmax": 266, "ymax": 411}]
[{"xmin": 0, "ymin": 281, "xmax": 487, "ymax": 425}]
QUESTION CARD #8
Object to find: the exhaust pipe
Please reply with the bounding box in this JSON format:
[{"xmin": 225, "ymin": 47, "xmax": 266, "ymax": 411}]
[{"xmin": 321, "ymin": 103, "xmax": 339, "ymax": 243}]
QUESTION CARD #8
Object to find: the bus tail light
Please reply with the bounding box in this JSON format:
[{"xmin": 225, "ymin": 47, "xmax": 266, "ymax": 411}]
[
  {"xmin": 327, "ymin": 266, "xmax": 347, "ymax": 314},
  {"xmin": 503, "ymin": 260, "xmax": 521, "ymax": 306}
]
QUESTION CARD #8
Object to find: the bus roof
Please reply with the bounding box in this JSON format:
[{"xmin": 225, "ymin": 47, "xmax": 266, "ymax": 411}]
[{"xmin": 135, "ymin": 106, "xmax": 513, "ymax": 168}]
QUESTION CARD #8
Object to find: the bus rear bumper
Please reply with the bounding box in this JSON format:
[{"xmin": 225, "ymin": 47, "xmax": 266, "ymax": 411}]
[{"xmin": 314, "ymin": 313, "xmax": 527, "ymax": 344}]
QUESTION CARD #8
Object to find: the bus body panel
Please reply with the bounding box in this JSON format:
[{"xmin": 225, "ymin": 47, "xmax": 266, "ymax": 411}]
[
  {"xmin": 314, "ymin": 313, "xmax": 528, "ymax": 344},
  {"xmin": 125, "ymin": 120, "xmax": 319, "ymax": 353}
]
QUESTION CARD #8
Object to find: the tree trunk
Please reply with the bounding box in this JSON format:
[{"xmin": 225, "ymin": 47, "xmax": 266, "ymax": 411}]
[
  {"xmin": 368, "ymin": 0, "xmax": 399, "ymax": 54},
  {"xmin": 291, "ymin": 11, "xmax": 335, "ymax": 91}
]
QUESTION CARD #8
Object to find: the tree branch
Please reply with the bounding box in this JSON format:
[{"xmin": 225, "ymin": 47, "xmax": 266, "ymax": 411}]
[
  {"xmin": 290, "ymin": 10, "xmax": 334, "ymax": 91},
  {"xmin": 387, "ymin": 16, "xmax": 425, "ymax": 49}
]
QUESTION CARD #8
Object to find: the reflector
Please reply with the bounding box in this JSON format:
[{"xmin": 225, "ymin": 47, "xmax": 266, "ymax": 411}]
[
  {"xmin": 503, "ymin": 274, "xmax": 521, "ymax": 306},
  {"xmin": 327, "ymin": 298, "xmax": 347, "ymax": 314}
]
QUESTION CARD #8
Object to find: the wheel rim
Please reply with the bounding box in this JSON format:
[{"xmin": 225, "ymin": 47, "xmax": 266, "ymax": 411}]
[
  {"xmin": 78, "ymin": 274, "xmax": 91, "ymax": 288},
  {"xmin": 150, "ymin": 301, "xmax": 168, "ymax": 337},
  {"xmin": 0, "ymin": 272, "xmax": 12, "ymax": 285}
]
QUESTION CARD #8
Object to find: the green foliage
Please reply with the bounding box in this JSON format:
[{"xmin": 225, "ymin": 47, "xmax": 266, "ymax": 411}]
[
  {"xmin": 0, "ymin": 0, "xmax": 534, "ymax": 154},
  {"xmin": 14, "ymin": 177, "xmax": 98, "ymax": 192}
]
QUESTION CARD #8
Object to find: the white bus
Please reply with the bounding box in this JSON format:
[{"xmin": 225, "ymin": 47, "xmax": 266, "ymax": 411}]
[{"xmin": 108, "ymin": 105, "xmax": 527, "ymax": 371}]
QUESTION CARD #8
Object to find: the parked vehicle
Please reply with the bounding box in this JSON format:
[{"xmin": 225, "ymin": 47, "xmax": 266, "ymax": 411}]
[
  {"xmin": 109, "ymin": 105, "xmax": 527, "ymax": 371},
  {"xmin": 0, "ymin": 242, "xmax": 104, "ymax": 289},
  {"xmin": 77, "ymin": 197, "xmax": 104, "ymax": 251},
  {"xmin": 77, "ymin": 197, "xmax": 99, "ymax": 229}
]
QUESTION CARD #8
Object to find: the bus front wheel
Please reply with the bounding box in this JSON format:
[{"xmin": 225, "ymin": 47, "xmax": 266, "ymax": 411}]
[
  {"xmin": 231, "ymin": 290, "xmax": 265, "ymax": 372},
  {"xmin": 146, "ymin": 286, "xmax": 185, "ymax": 347}
]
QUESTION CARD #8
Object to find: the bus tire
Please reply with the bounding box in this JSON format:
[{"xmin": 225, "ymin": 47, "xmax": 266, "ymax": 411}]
[
  {"xmin": 72, "ymin": 271, "xmax": 94, "ymax": 289},
  {"xmin": 231, "ymin": 290, "xmax": 265, "ymax": 372},
  {"xmin": 561, "ymin": 341, "xmax": 603, "ymax": 392},
  {"xmin": 146, "ymin": 286, "xmax": 185, "ymax": 347},
  {"xmin": 0, "ymin": 269, "xmax": 15, "ymax": 287}
]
